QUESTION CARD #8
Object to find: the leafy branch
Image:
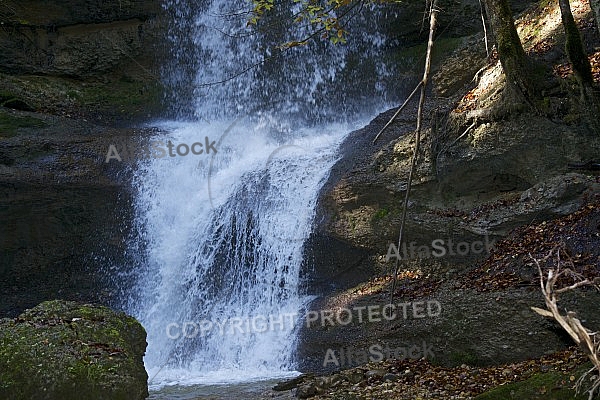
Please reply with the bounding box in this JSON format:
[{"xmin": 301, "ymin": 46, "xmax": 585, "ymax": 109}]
[{"xmin": 249, "ymin": 0, "xmax": 402, "ymax": 46}]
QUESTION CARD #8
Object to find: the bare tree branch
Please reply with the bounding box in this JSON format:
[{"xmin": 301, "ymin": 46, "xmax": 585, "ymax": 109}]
[
  {"xmin": 389, "ymin": 0, "xmax": 439, "ymax": 305},
  {"xmin": 372, "ymin": 81, "xmax": 423, "ymax": 144},
  {"xmin": 530, "ymin": 246, "xmax": 600, "ymax": 399}
]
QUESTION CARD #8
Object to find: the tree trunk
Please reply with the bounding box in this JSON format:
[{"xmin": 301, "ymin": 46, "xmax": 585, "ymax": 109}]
[
  {"xmin": 559, "ymin": 0, "xmax": 594, "ymax": 87},
  {"xmin": 485, "ymin": 0, "xmax": 537, "ymax": 101}
]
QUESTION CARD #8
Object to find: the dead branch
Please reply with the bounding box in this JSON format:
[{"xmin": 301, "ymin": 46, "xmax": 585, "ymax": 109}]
[
  {"xmin": 389, "ymin": 0, "xmax": 438, "ymax": 305},
  {"xmin": 530, "ymin": 246, "xmax": 600, "ymax": 399},
  {"xmin": 479, "ymin": 0, "xmax": 490, "ymax": 57},
  {"xmin": 372, "ymin": 81, "xmax": 423, "ymax": 144}
]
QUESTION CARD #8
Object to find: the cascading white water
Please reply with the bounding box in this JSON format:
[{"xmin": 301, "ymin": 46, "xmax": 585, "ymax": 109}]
[
  {"xmin": 128, "ymin": 0, "xmax": 403, "ymax": 389},
  {"xmin": 132, "ymin": 120, "xmax": 350, "ymax": 387}
]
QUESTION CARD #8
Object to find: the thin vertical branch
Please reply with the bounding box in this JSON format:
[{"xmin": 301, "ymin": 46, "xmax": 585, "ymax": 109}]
[
  {"xmin": 390, "ymin": 0, "xmax": 439, "ymax": 305},
  {"xmin": 479, "ymin": 0, "xmax": 490, "ymax": 57}
]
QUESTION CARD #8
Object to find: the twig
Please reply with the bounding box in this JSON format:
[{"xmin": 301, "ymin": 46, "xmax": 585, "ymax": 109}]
[
  {"xmin": 389, "ymin": 0, "xmax": 438, "ymax": 306},
  {"xmin": 196, "ymin": 1, "xmax": 362, "ymax": 88},
  {"xmin": 372, "ymin": 81, "xmax": 423, "ymax": 144},
  {"xmin": 479, "ymin": 0, "xmax": 489, "ymax": 57},
  {"xmin": 530, "ymin": 246, "xmax": 600, "ymax": 399}
]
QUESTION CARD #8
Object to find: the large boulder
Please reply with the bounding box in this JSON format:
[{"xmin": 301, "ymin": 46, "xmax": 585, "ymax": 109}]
[{"xmin": 0, "ymin": 300, "xmax": 148, "ymax": 400}]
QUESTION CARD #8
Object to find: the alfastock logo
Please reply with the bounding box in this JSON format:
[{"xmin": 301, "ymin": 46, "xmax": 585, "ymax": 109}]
[{"xmin": 104, "ymin": 136, "xmax": 217, "ymax": 163}]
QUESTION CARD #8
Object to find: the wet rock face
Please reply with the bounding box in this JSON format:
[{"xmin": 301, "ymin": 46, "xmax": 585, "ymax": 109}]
[
  {"xmin": 299, "ymin": 33, "xmax": 600, "ymax": 371},
  {"xmin": 1, "ymin": 0, "xmax": 158, "ymax": 26},
  {"xmin": 0, "ymin": 0, "xmax": 160, "ymax": 77},
  {"xmin": 0, "ymin": 113, "xmax": 160, "ymax": 318},
  {"xmin": 0, "ymin": 300, "xmax": 148, "ymax": 400}
]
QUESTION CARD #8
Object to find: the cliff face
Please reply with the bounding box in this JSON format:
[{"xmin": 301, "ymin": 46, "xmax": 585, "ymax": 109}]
[
  {"xmin": 299, "ymin": 0, "xmax": 600, "ymax": 373},
  {"xmin": 0, "ymin": 0, "xmax": 163, "ymax": 120},
  {"xmin": 0, "ymin": 0, "xmax": 165, "ymax": 317},
  {"xmin": 0, "ymin": 0, "xmax": 158, "ymax": 76}
]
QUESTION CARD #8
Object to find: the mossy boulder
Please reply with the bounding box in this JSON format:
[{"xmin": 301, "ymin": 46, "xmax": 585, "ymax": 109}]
[{"xmin": 0, "ymin": 300, "xmax": 148, "ymax": 400}]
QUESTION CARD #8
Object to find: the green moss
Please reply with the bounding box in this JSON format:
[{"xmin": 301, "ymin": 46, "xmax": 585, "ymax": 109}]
[
  {"xmin": 474, "ymin": 364, "xmax": 592, "ymax": 400},
  {"xmin": 0, "ymin": 72, "xmax": 163, "ymax": 120},
  {"xmin": 0, "ymin": 90, "xmax": 17, "ymax": 102},
  {"xmin": 77, "ymin": 79, "xmax": 162, "ymax": 117},
  {"xmin": 66, "ymin": 90, "xmax": 81, "ymax": 100},
  {"xmin": 0, "ymin": 110, "xmax": 46, "ymax": 137},
  {"xmin": 119, "ymin": 74, "xmax": 136, "ymax": 83},
  {"xmin": 447, "ymin": 349, "xmax": 482, "ymax": 366},
  {"xmin": 0, "ymin": 300, "xmax": 148, "ymax": 400},
  {"xmin": 372, "ymin": 207, "xmax": 390, "ymax": 222}
]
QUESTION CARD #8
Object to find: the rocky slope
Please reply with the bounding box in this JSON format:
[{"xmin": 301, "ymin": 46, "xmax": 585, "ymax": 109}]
[{"xmin": 294, "ymin": 0, "xmax": 600, "ymax": 397}]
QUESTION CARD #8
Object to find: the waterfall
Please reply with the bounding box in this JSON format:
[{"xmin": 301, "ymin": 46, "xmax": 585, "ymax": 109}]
[
  {"xmin": 131, "ymin": 120, "xmax": 349, "ymax": 387},
  {"xmin": 127, "ymin": 0, "xmax": 402, "ymax": 388}
]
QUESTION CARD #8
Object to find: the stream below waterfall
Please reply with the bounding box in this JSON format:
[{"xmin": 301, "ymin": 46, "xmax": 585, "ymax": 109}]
[{"xmin": 148, "ymin": 378, "xmax": 296, "ymax": 399}]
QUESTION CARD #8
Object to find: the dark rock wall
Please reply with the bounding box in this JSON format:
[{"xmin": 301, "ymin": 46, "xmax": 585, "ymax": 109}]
[
  {"xmin": 0, "ymin": 0, "xmax": 160, "ymax": 77},
  {"xmin": 0, "ymin": 0, "xmax": 164, "ymax": 318}
]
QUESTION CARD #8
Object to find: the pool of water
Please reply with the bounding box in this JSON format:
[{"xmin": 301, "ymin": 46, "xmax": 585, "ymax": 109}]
[{"xmin": 148, "ymin": 379, "xmax": 297, "ymax": 400}]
